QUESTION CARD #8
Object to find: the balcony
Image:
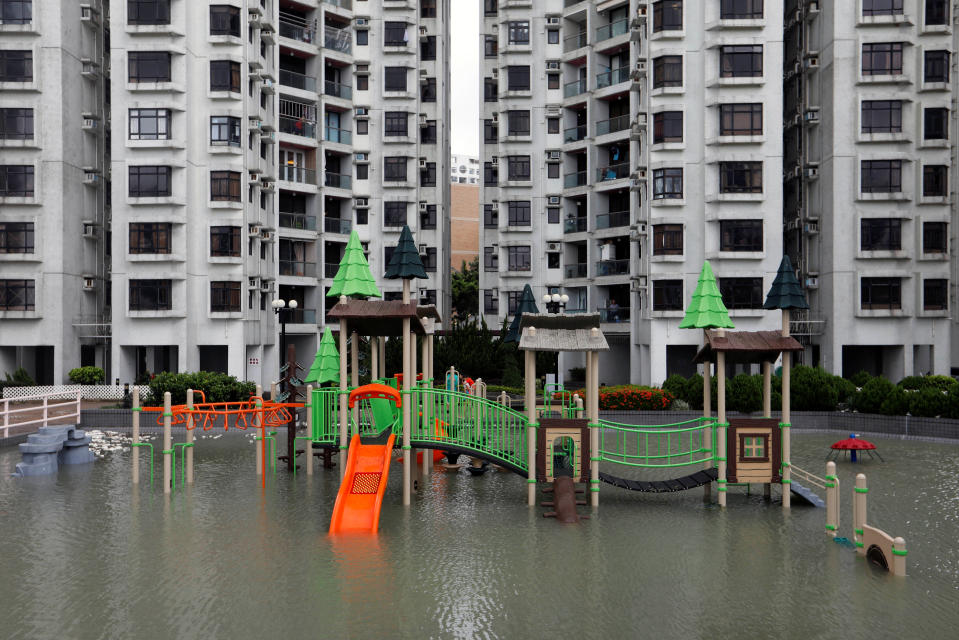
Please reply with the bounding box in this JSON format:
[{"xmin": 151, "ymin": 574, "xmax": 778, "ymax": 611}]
[
  {"xmin": 595, "ymin": 210, "xmax": 629, "ymax": 230},
  {"xmin": 324, "ymin": 262, "xmax": 340, "ymax": 278},
  {"xmin": 564, "ymin": 263, "xmax": 587, "ymax": 278},
  {"xmin": 325, "ymin": 126, "xmax": 352, "ymax": 145},
  {"xmin": 286, "ymin": 308, "xmax": 318, "ymax": 325},
  {"xmin": 598, "ymin": 306, "xmax": 630, "ymax": 323},
  {"xmin": 279, "ymin": 17, "xmax": 317, "ymax": 45},
  {"xmin": 596, "ymin": 162, "xmax": 629, "ymax": 182},
  {"xmin": 279, "ymin": 260, "xmax": 317, "ymax": 278},
  {"xmin": 324, "ymin": 0, "xmax": 352, "ymax": 8},
  {"xmin": 324, "ymin": 171, "xmax": 351, "ymax": 189},
  {"xmin": 564, "ymin": 124, "xmax": 586, "ymax": 143},
  {"xmin": 564, "ymin": 217, "xmax": 587, "ymax": 233},
  {"xmin": 595, "ymin": 114, "xmax": 630, "ymax": 136},
  {"xmin": 324, "ymin": 80, "xmax": 352, "ymax": 100},
  {"xmin": 324, "ymin": 25, "xmax": 352, "ymax": 54},
  {"xmin": 596, "ymin": 66, "xmax": 629, "ymax": 88},
  {"xmin": 564, "ymin": 78, "xmax": 587, "ymax": 98},
  {"xmin": 595, "ymin": 18, "xmax": 628, "ymax": 43},
  {"xmin": 563, "ymin": 170, "xmax": 587, "ymax": 188},
  {"xmin": 596, "ymin": 259, "xmax": 629, "ymax": 276},
  {"xmin": 563, "ymin": 30, "xmax": 587, "ymax": 53},
  {"xmin": 324, "ymin": 217, "xmax": 352, "ymax": 234},
  {"xmin": 280, "ymin": 69, "xmax": 316, "ymax": 92},
  {"xmin": 279, "ymin": 165, "xmax": 317, "ymax": 185},
  {"xmin": 279, "ymin": 212, "xmax": 317, "ymax": 230},
  {"xmin": 279, "ymin": 116, "xmax": 317, "ymax": 139}
]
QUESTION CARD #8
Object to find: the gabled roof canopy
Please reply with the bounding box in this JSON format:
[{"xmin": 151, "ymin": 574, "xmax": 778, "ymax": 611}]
[
  {"xmin": 693, "ymin": 329, "xmax": 803, "ymax": 364},
  {"xmin": 327, "ymin": 300, "xmax": 427, "ymax": 336},
  {"xmin": 518, "ymin": 313, "xmax": 610, "ymax": 352}
]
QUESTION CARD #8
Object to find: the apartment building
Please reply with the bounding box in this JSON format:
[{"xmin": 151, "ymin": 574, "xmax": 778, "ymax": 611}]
[
  {"xmin": 451, "ymin": 153, "xmax": 480, "ymax": 183},
  {"xmin": 784, "ymin": 0, "xmax": 953, "ymax": 378},
  {"xmin": 450, "ymin": 154, "xmax": 479, "ymax": 269},
  {"xmin": 479, "ymin": 0, "xmax": 785, "ymax": 385}
]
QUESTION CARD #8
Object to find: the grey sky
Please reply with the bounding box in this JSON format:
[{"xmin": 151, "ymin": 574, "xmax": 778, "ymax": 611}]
[{"xmin": 450, "ymin": 0, "xmax": 479, "ymax": 157}]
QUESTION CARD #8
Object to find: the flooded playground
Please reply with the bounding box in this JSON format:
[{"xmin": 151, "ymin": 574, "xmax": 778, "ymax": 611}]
[{"xmin": 1, "ymin": 431, "xmax": 957, "ymax": 639}]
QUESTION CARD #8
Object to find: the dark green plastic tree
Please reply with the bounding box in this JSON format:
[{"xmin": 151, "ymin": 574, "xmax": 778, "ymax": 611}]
[
  {"xmin": 763, "ymin": 255, "xmax": 809, "ymax": 310},
  {"xmin": 326, "ymin": 230, "xmax": 381, "ymax": 298},
  {"xmin": 504, "ymin": 284, "xmax": 540, "ymax": 343},
  {"xmin": 385, "ymin": 225, "xmax": 427, "ymax": 280},
  {"xmin": 679, "ymin": 261, "xmax": 735, "ymax": 329},
  {"xmin": 304, "ymin": 326, "xmax": 340, "ymax": 385}
]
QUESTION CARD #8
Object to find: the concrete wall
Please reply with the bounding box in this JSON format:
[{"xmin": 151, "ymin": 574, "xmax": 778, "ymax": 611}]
[{"xmin": 450, "ymin": 182, "xmax": 479, "ymax": 269}]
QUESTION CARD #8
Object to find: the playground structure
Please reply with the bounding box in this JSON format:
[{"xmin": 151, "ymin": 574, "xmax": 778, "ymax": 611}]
[{"xmin": 829, "ymin": 434, "xmax": 883, "ymax": 463}]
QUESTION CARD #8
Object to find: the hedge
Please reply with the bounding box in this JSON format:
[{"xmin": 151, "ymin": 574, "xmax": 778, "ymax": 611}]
[
  {"xmin": 564, "ymin": 385, "xmax": 674, "ymax": 411},
  {"xmin": 144, "ymin": 371, "xmax": 256, "ymax": 407}
]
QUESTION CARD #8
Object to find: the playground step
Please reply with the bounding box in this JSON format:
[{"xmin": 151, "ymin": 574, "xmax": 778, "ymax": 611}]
[{"xmin": 790, "ymin": 481, "xmax": 826, "ymax": 508}]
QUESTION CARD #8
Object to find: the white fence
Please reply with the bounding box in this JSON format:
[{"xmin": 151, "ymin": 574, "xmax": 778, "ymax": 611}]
[
  {"xmin": 2, "ymin": 385, "xmax": 150, "ymax": 401},
  {"xmin": 2, "ymin": 391, "xmax": 82, "ymax": 438}
]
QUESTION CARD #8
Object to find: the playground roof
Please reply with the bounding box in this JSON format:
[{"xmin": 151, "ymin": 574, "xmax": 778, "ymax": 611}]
[
  {"xmin": 518, "ymin": 313, "xmax": 610, "ymax": 352},
  {"xmin": 327, "ymin": 300, "xmax": 428, "ymax": 336},
  {"xmin": 693, "ymin": 329, "xmax": 803, "ymax": 364}
]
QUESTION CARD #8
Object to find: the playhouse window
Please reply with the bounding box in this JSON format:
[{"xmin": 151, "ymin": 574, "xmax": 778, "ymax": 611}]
[{"xmin": 741, "ymin": 435, "xmax": 766, "ymax": 460}]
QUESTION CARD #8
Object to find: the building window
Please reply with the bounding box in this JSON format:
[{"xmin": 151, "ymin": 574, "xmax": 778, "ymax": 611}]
[
  {"xmin": 422, "ymin": 247, "xmax": 437, "ymax": 272},
  {"xmin": 653, "ymin": 55, "xmax": 683, "ymax": 89},
  {"xmin": 128, "ymin": 108, "xmax": 170, "ymax": 140},
  {"xmin": 421, "ymin": 205, "xmax": 437, "ymax": 230},
  {"xmin": 128, "ymin": 0, "xmax": 169, "ymax": 25},
  {"xmin": 861, "ymin": 277, "xmax": 901, "ymax": 310},
  {"xmin": 0, "ymin": 279, "xmax": 34, "ymax": 310},
  {"xmin": 0, "ymin": 221, "xmax": 34, "ymax": 253},
  {"xmin": 653, "ymin": 0, "xmax": 683, "ymax": 32},
  {"xmin": 0, "ymin": 50, "xmax": 31, "ymax": 83},
  {"xmin": 129, "ymin": 279, "xmax": 172, "ymax": 311},
  {"xmin": 923, "ymin": 221, "xmax": 947, "ymax": 254},
  {"xmin": 484, "ymin": 35, "xmax": 498, "ymax": 58},
  {"xmin": 129, "ymin": 222, "xmax": 172, "ymax": 254},
  {"xmin": 547, "ymin": 207, "xmax": 560, "ymax": 223},
  {"xmin": 653, "ymin": 168, "xmax": 683, "ymax": 199},
  {"xmin": 421, "ymin": 119, "xmax": 437, "ymax": 143},
  {"xmin": 210, "ymin": 170, "xmax": 241, "ymax": 201},
  {"xmin": 720, "ymin": 45, "xmax": 763, "ymax": 77},
  {"xmin": 507, "ymin": 291, "xmax": 522, "ymax": 314},
  {"xmin": 720, "ymin": 103, "xmax": 762, "ymax": 136},
  {"xmin": 0, "ymin": 107, "xmax": 33, "ymax": 140},
  {"xmin": 484, "ymin": 77, "xmax": 498, "ymax": 102},
  {"xmin": 209, "ymin": 5, "xmax": 240, "ymax": 36},
  {"xmin": 356, "ymin": 164, "xmax": 368, "ymax": 180},
  {"xmin": 653, "ymin": 224, "xmax": 683, "ymax": 255},
  {"xmin": 719, "ymin": 277, "xmax": 764, "ymax": 309},
  {"xmin": 547, "ymin": 117, "xmax": 559, "ymax": 134},
  {"xmin": 355, "ymin": 206, "xmax": 368, "ymax": 224},
  {"xmin": 483, "ymin": 0, "xmax": 497, "ymax": 16},
  {"xmin": 925, "ymin": 0, "xmax": 948, "ymax": 25},
  {"xmin": 862, "ymin": 0, "xmax": 903, "ymax": 16},
  {"xmin": 128, "ymin": 52, "xmax": 170, "ymax": 83},
  {"xmin": 356, "ymin": 119, "xmax": 368, "ymax": 135},
  {"xmin": 508, "ymin": 246, "xmax": 531, "ymax": 271},
  {"xmin": 862, "ymin": 43, "xmax": 903, "ymax": 76},
  {"xmin": 508, "ymin": 21, "xmax": 530, "ymax": 44},
  {"xmin": 211, "ymin": 281, "xmax": 241, "ymax": 312},
  {"xmin": 356, "ymin": 30, "xmax": 368, "ymax": 46},
  {"xmin": 717, "ymin": 162, "xmax": 761, "ymax": 194},
  {"xmin": 720, "ymin": 220, "xmax": 763, "ymax": 251},
  {"xmin": 421, "ymin": 0, "xmax": 437, "ymax": 18},
  {"xmin": 384, "ymin": 67, "xmax": 407, "ymax": 91},
  {"xmin": 923, "ymin": 165, "xmax": 948, "ymax": 197},
  {"xmin": 483, "ymin": 247, "xmax": 499, "ymax": 271},
  {"xmin": 507, "ymin": 110, "xmax": 530, "ymax": 136},
  {"xmin": 548, "ymin": 29, "xmax": 559, "ymax": 44},
  {"xmin": 924, "ymin": 107, "xmax": 948, "ymax": 140},
  {"xmin": 507, "ymin": 201, "xmax": 531, "ymax": 226},
  {"xmin": 924, "ymin": 279, "xmax": 948, "ymax": 311},
  {"xmin": 384, "ymin": 111, "xmax": 408, "ymax": 136},
  {"xmin": 653, "ymin": 280, "xmax": 683, "ymax": 311},
  {"xmin": 210, "ymin": 226, "xmax": 240, "ymax": 257},
  {"xmin": 384, "ymin": 157, "xmax": 407, "ymax": 182},
  {"xmin": 384, "ymin": 201, "xmax": 407, "ymax": 227},
  {"xmin": 484, "ymin": 290, "xmax": 499, "ymax": 313},
  {"xmin": 740, "ymin": 435, "xmax": 767, "ymax": 461},
  {"xmin": 547, "ymin": 253, "xmax": 560, "ymax": 269},
  {"xmin": 507, "ymin": 156, "xmax": 531, "ymax": 181},
  {"xmin": 861, "ymin": 100, "xmax": 901, "ymax": 133},
  {"xmin": 384, "ymin": 21, "xmax": 408, "ymax": 46},
  {"xmin": 484, "ymin": 204, "xmax": 498, "ymax": 228},
  {"xmin": 420, "ymin": 162, "xmax": 436, "ymax": 186},
  {"xmin": 210, "ymin": 60, "xmax": 240, "ymax": 92},
  {"xmin": 0, "ymin": 0, "xmax": 31, "ymax": 24},
  {"xmin": 484, "ymin": 161, "xmax": 498, "ymax": 185},
  {"xmin": 128, "ymin": 166, "xmax": 171, "ymax": 197},
  {"xmin": 0, "ymin": 165, "xmax": 33, "ymax": 197},
  {"xmin": 421, "ymin": 77, "xmax": 437, "ymax": 102},
  {"xmin": 721, "ymin": 0, "xmax": 763, "ymax": 19},
  {"xmin": 210, "ymin": 115, "xmax": 240, "ymax": 146},
  {"xmin": 421, "ymin": 36, "xmax": 437, "ymax": 61},
  {"xmin": 484, "ymin": 119, "xmax": 498, "ymax": 143},
  {"xmin": 507, "ymin": 66, "xmax": 530, "ymax": 91},
  {"xmin": 653, "ymin": 111, "xmax": 683, "ymax": 143},
  {"xmin": 547, "ymin": 163, "xmax": 560, "ymax": 179},
  {"xmin": 924, "ymin": 50, "xmax": 949, "ymax": 83},
  {"xmin": 860, "ymin": 160, "xmax": 901, "ymax": 193}
]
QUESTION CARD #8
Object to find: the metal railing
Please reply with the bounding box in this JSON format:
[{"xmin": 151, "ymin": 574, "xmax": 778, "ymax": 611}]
[
  {"xmin": 324, "ymin": 0, "xmax": 352, "ymax": 8},
  {"xmin": 2, "ymin": 391, "xmax": 82, "ymax": 438},
  {"xmin": 279, "ymin": 212, "xmax": 316, "ymax": 230},
  {"xmin": 279, "ymin": 17, "xmax": 316, "ymax": 44},
  {"xmin": 565, "ymin": 263, "xmax": 587, "ymax": 278},
  {"xmin": 564, "ymin": 124, "xmax": 586, "ymax": 143},
  {"xmin": 595, "ymin": 210, "xmax": 629, "ymax": 229},
  {"xmin": 564, "ymin": 217, "xmax": 587, "ymax": 233},
  {"xmin": 596, "ymin": 114, "xmax": 630, "ymax": 136},
  {"xmin": 324, "ymin": 217, "xmax": 352, "ymax": 234},
  {"xmin": 279, "ymin": 115, "xmax": 317, "ymax": 139},
  {"xmin": 285, "ymin": 308, "xmax": 317, "ymax": 324},
  {"xmin": 324, "ymin": 80, "xmax": 352, "ymax": 99},
  {"xmin": 325, "ymin": 126, "xmax": 352, "ymax": 144},
  {"xmin": 598, "ymin": 306, "xmax": 630, "ymax": 323},
  {"xmin": 324, "ymin": 171, "xmax": 351, "ymax": 189},
  {"xmin": 280, "ymin": 69, "xmax": 316, "ymax": 92},
  {"xmin": 279, "ymin": 260, "xmax": 317, "ymax": 278},
  {"xmin": 324, "ymin": 25, "xmax": 351, "ymax": 53},
  {"xmin": 324, "ymin": 262, "xmax": 340, "ymax": 278},
  {"xmin": 279, "ymin": 165, "xmax": 317, "ymax": 185},
  {"xmin": 598, "ymin": 417, "xmax": 718, "ymax": 469},
  {"xmin": 563, "ymin": 30, "xmax": 588, "ymax": 52},
  {"xmin": 596, "ymin": 162, "xmax": 630, "ymax": 182},
  {"xmin": 564, "ymin": 170, "xmax": 587, "ymax": 188},
  {"xmin": 564, "ymin": 78, "xmax": 587, "ymax": 98},
  {"xmin": 596, "ymin": 18, "xmax": 629, "ymax": 42},
  {"xmin": 596, "ymin": 259, "xmax": 629, "ymax": 276},
  {"xmin": 596, "ymin": 66, "xmax": 630, "ymax": 88}
]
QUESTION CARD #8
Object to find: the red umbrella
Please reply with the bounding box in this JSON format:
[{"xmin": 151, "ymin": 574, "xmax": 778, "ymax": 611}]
[{"xmin": 828, "ymin": 434, "xmax": 882, "ymax": 462}]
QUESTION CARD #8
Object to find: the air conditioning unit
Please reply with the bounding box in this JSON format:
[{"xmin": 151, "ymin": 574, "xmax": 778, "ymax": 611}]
[
  {"xmin": 805, "ymin": 276, "xmax": 819, "ymax": 289},
  {"xmin": 804, "ymin": 219, "xmax": 820, "ymax": 235},
  {"xmin": 547, "ymin": 17, "xmax": 560, "ymax": 25},
  {"xmin": 81, "ymin": 117, "xmax": 98, "ymax": 130},
  {"xmin": 419, "ymin": 157, "xmax": 428, "ymax": 168},
  {"xmin": 260, "ymin": 281, "xmax": 272, "ymax": 292},
  {"xmin": 355, "ymin": 108, "xmax": 369, "ymax": 118},
  {"xmin": 804, "ymin": 108, "xmax": 820, "ymax": 123},
  {"xmin": 80, "ymin": 59, "xmax": 99, "ymax": 78},
  {"xmin": 356, "ymin": 64, "xmax": 370, "ymax": 73},
  {"xmin": 82, "ymin": 276, "xmax": 96, "ymax": 291},
  {"xmin": 355, "ymin": 18, "xmax": 369, "ymax": 26},
  {"xmin": 548, "ymin": 195, "xmax": 560, "ymax": 205},
  {"xmin": 419, "ymin": 202, "xmax": 428, "ymax": 212},
  {"xmin": 419, "ymin": 113, "xmax": 428, "ymax": 124},
  {"xmin": 491, "ymin": 156, "xmax": 498, "ymax": 166},
  {"xmin": 806, "ymin": 0, "xmax": 820, "ymax": 16},
  {"xmin": 249, "ymin": 225, "xmax": 261, "ymax": 236},
  {"xmin": 491, "ymin": 112, "xmax": 499, "ymax": 122},
  {"xmin": 546, "ymin": 242, "xmax": 560, "ymax": 252},
  {"xmin": 261, "ymin": 230, "xmax": 275, "ymax": 243},
  {"xmin": 546, "ymin": 61, "xmax": 560, "ymax": 71},
  {"xmin": 248, "ymin": 278, "xmax": 259, "ymax": 289},
  {"xmin": 261, "ymin": 79, "xmax": 275, "ymax": 94},
  {"xmin": 547, "ymin": 150, "xmax": 560, "ymax": 160},
  {"xmin": 492, "ymin": 68, "xmax": 499, "ymax": 78},
  {"xmin": 83, "ymin": 170, "xmax": 100, "ymax": 185},
  {"xmin": 804, "ymin": 54, "xmax": 820, "ymax": 70},
  {"xmin": 81, "ymin": 221, "xmax": 98, "ymax": 238},
  {"xmin": 546, "ymin": 106, "xmax": 561, "ymax": 116},
  {"xmin": 260, "ymin": 182, "xmax": 275, "ymax": 194},
  {"xmin": 355, "ymin": 153, "xmax": 368, "ymax": 162},
  {"xmin": 80, "ymin": 4, "xmax": 99, "ymax": 25},
  {"xmin": 419, "ymin": 68, "xmax": 428, "ymax": 77},
  {"xmin": 249, "ymin": 119, "xmax": 262, "ymax": 130},
  {"xmin": 248, "ymin": 5, "xmax": 263, "ymax": 18},
  {"xmin": 804, "ymin": 165, "xmax": 819, "ymax": 179}
]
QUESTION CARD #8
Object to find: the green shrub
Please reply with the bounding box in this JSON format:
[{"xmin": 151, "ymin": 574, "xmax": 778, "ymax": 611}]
[
  {"xmin": 920, "ymin": 375, "xmax": 957, "ymax": 391},
  {"xmin": 567, "ymin": 367, "xmax": 586, "ymax": 382},
  {"xmin": 68, "ymin": 366, "xmax": 105, "ymax": 385},
  {"xmin": 897, "ymin": 376, "xmax": 925, "ymax": 390},
  {"xmin": 790, "ymin": 365, "xmax": 839, "ymax": 411},
  {"xmin": 568, "ymin": 385, "xmax": 674, "ymax": 411},
  {"xmin": 879, "ymin": 387, "xmax": 910, "ymax": 416},
  {"xmin": 671, "ymin": 398, "xmax": 691, "ymax": 411},
  {"xmin": 4, "ymin": 367, "xmax": 35, "ymax": 386},
  {"xmin": 830, "ymin": 375, "xmax": 857, "ymax": 404},
  {"xmin": 855, "ymin": 376, "xmax": 894, "ymax": 414},
  {"xmin": 727, "ymin": 374, "xmax": 763, "ymax": 414},
  {"xmin": 684, "ymin": 374, "xmax": 704, "ymax": 409},
  {"xmin": 662, "ymin": 375, "xmax": 688, "ymax": 404},
  {"xmin": 500, "ymin": 356, "xmax": 524, "ymax": 389},
  {"xmin": 909, "ymin": 387, "xmax": 947, "ymax": 417},
  {"xmin": 849, "ymin": 370, "xmax": 873, "ymax": 388},
  {"xmin": 145, "ymin": 371, "xmax": 256, "ymax": 406},
  {"xmin": 946, "ymin": 384, "xmax": 959, "ymax": 419}
]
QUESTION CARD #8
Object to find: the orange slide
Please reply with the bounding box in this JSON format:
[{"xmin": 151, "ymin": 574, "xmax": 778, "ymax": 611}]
[{"xmin": 329, "ymin": 433, "xmax": 396, "ymax": 535}]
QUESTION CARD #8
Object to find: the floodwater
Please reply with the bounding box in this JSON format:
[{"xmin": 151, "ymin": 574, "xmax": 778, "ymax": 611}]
[{"xmin": 1, "ymin": 431, "xmax": 957, "ymax": 639}]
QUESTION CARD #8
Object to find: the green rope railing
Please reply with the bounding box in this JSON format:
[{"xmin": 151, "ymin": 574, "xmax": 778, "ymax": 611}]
[{"xmin": 597, "ymin": 417, "xmax": 719, "ymax": 469}]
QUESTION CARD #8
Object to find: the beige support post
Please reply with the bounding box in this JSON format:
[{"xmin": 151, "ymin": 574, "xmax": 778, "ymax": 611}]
[
  {"xmin": 379, "ymin": 338, "xmax": 386, "ymax": 377},
  {"xmin": 716, "ymin": 342, "xmax": 727, "ymax": 508},
  {"xmin": 255, "ymin": 384, "xmax": 263, "ymax": 474},
  {"xmin": 854, "ymin": 472, "xmax": 867, "ymax": 554},
  {"xmin": 782, "ymin": 308, "xmax": 792, "ymax": 509},
  {"xmin": 427, "ymin": 332, "xmax": 435, "ymax": 473},
  {"xmin": 762, "ymin": 361, "xmax": 771, "ymax": 417},
  {"xmin": 186, "ymin": 389, "xmax": 195, "ymax": 484},
  {"xmin": 421, "ymin": 336, "xmax": 430, "ymax": 479},
  {"xmin": 162, "ymin": 392, "xmax": 172, "ymax": 494},
  {"xmin": 574, "ymin": 394, "xmax": 584, "ymax": 418},
  {"xmin": 590, "ymin": 346, "xmax": 600, "ymax": 508},
  {"xmin": 402, "ymin": 280, "xmax": 411, "ymax": 506},
  {"xmin": 338, "ymin": 301, "xmax": 349, "ymax": 478},
  {"xmin": 306, "ymin": 384, "xmax": 314, "ymax": 476},
  {"xmin": 524, "ymin": 330, "xmax": 536, "ymax": 506},
  {"xmin": 132, "ymin": 387, "xmax": 140, "ymax": 484},
  {"xmin": 825, "ymin": 461, "xmax": 839, "ymax": 538},
  {"xmin": 351, "ymin": 330, "xmax": 359, "ymax": 432},
  {"xmin": 371, "ymin": 337, "xmax": 379, "ymax": 380},
  {"xmin": 892, "ymin": 537, "xmax": 907, "ymax": 576},
  {"xmin": 703, "ymin": 360, "xmax": 712, "ymax": 502}
]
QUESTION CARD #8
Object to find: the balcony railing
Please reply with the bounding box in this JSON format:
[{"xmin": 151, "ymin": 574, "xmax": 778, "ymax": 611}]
[
  {"xmin": 324, "ymin": 25, "xmax": 352, "ymax": 53},
  {"xmin": 595, "ymin": 114, "xmax": 630, "ymax": 136},
  {"xmin": 279, "ymin": 260, "xmax": 317, "ymax": 278},
  {"xmin": 279, "ymin": 212, "xmax": 316, "ymax": 230},
  {"xmin": 279, "ymin": 115, "xmax": 317, "ymax": 139},
  {"xmin": 279, "ymin": 165, "xmax": 317, "ymax": 185},
  {"xmin": 564, "ymin": 78, "xmax": 587, "ymax": 98},
  {"xmin": 285, "ymin": 308, "xmax": 318, "ymax": 325},
  {"xmin": 596, "ymin": 162, "xmax": 630, "ymax": 182},
  {"xmin": 598, "ymin": 306, "xmax": 630, "ymax": 323},
  {"xmin": 564, "ymin": 217, "xmax": 587, "ymax": 233},
  {"xmin": 324, "ymin": 171, "xmax": 351, "ymax": 189},
  {"xmin": 324, "ymin": 80, "xmax": 352, "ymax": 99},
  {"xmin": 564, "ymin": 124, "xmax": 586, "ymax": 143},
  {"xmin": 564, "ymin": 263, "xmax": 587, "ymax": 278},
  {"xmin": 595, "ymin": 18, "xmax": 628, "ymax": 42},
  {"xmin": 563, "ymin": 170, "xmax": 587, "ymax": 188},
  {"xmin": 596, "ymin": 259, "xmax": 629, "ymax": 276},
  {"xmin": 324, "ymin": 217, "xmax": 352, "ymax": 234},
  {"xmin": 595, "ymin": 210, "xmax": 630, "ymax": 230},
  {"xmin": 563, "ymin": 30, "xmax": 587, "ymax": 52},
  {"xmin": 324, "ymin": 262, "xmax": 340, "ymax": 278},
  {"xmin": 324, "ymin": 0, "xmax": 352, "ymax": 8},
  {"xmin": 325, "ymin": 126, "xmax": 352, "ymax": 144},
  {"xmin": 596, "ymin": 66, "xmax": 630, "ymax": 88},
  {"xmin": 280, "ymin": 69, "xmax": 316, "ymax": 92},
  {"xmin": 279, "ymin": 17, "xmax": 316, "ymax": 45}
]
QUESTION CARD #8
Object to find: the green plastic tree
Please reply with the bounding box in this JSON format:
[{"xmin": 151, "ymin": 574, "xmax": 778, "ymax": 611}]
[
  {"xmin": 385, "ymin": 225, "xmax": 427, "ymax": 280},
  {"xmin": 326, "ymin": 230, "xmax": 382, "ymax": 298},
  {"xmin": 679, "ymin": 261, "xmax": 735, "ymax": 329},
  {"xmin": 304, "ymin": 326, "xmax": 340, "ymax": 385},
  {"xmin": 504, "ymin": 284, "xmax": 540, "ymax": 343},
  {"xmin": 763, "ymin": 255, "xmax": 809, "ymax": 310}
]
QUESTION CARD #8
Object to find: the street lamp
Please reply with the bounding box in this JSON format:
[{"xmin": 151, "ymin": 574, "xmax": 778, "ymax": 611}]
[
  {"xmin": 272, "ymin": 298, "xmax": 298, "ymax": 398},
  {"xmin": 542, "ymin": 292, "xmax": 569, "ymax": 314}
]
